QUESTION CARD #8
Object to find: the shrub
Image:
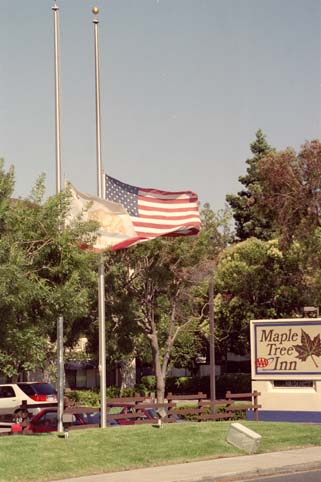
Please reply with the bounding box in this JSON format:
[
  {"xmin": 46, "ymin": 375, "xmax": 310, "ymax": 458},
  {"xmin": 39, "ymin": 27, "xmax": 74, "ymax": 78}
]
[
  {"xmin": 166, "ymin": 376, "xmax": 196, "ymax": 395},
  {"xmin": 134, "ymin": 383, "xmax": 150, "ymax": 396},
  {"xmin": 119, "ymin": 387, "xmax": 137, "ymax": 397},
  {"xmin": 140, "ymin": 375, "xmax": 156, "ymax": 390},
  {"xmin": 66, "ymin": 373, "xmax": 251, "ymax": 407},
  {"xmin": 215, "ymin": 373, "xmax": 251, "ymax": 398},
  {"xmin": 67, "ymin": 390, "xmax": 100, "ymax": 407},
  {"xmin": 165, "ymin": 373, "xmax": 251, "ymax": 398},
  {"xmin": 106, "ymin": 386, "xmax": 121, "ymax": 398}
]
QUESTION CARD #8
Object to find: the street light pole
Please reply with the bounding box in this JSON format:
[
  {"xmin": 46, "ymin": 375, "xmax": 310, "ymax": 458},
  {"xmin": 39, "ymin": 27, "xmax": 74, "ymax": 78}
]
[{"xmin": 209, "ymin": 272, "xmax": 216, "ymax": 415}]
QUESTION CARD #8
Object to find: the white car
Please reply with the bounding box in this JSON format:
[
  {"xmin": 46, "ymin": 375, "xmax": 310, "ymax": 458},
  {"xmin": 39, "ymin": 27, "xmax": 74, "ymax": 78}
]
[{"xmin": 0, "ymin": 382, "xmax": 57, "ymax": 418}]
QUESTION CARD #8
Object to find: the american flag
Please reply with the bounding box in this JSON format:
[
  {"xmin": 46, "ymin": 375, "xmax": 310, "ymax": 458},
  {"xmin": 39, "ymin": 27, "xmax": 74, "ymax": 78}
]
[{"xmin": 105, "ymin": 175, "xmax": 201, "ymax": 250}]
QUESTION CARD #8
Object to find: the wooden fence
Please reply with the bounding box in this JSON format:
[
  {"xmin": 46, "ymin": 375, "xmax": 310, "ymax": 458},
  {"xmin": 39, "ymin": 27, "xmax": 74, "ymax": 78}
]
[
  {"xmin": 0, "ymin": 390, "xmax": 260, "ymax": 434},
  {"xmin": 166, "ymin": 390, "xmax": 261, "ymax": 422},
  {"xmin": 65, "ymin": 390, "xmax": 261, "ymax": 427}
]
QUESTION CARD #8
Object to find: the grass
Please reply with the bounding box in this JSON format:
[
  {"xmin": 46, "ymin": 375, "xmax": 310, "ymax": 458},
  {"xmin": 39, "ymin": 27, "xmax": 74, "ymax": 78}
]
[{"xmin": 1, "ymin": 421, "xmax": 321, "ymax": 482}]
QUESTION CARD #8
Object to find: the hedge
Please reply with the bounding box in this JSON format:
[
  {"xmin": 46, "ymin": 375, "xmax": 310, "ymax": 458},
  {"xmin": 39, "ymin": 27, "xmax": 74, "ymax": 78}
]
[
  {"xmin": 165, "ymin": 373, "xmax": 251, "ymax": 398},
  {"xmin": 140, "ymin": 373, "xmax": 251, "ymax": 398},
  {"xmin": 66, "ymin": 373, "xmax": 251, "ymax": 406}
]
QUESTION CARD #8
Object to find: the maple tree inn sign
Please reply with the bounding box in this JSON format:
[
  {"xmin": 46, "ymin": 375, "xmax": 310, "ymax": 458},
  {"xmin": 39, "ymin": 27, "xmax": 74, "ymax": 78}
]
[{"xmin": 250, "ymin": 319, "xmax": 321, "ymax": 380}]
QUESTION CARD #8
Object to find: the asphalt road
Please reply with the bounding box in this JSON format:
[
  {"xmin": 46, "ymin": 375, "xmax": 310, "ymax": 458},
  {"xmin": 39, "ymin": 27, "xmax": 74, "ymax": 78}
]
[{"xmin": 238, "ymin": 469, "xmax": 321, "ymax": 482}]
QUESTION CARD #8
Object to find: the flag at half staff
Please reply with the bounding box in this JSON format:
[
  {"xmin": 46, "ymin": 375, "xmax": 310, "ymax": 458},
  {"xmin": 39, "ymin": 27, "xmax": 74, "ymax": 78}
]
[
  {"xmin": 104, "ymin": 175, "xmax": 201, "ymax": 250},
  {"xmin": 66, "ymin": 183, "xmax": 137, "ymax": 251}
]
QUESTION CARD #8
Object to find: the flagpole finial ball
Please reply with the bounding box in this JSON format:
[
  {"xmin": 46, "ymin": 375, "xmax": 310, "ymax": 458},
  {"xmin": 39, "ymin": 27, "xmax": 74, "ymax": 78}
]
[{"xmin": 92, "ymin": 7, "xmax": 99, "ymax": 15}]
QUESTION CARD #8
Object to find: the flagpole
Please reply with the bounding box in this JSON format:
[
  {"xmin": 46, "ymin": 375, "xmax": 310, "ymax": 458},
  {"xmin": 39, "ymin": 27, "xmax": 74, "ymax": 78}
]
[
  {"xmin": 53, "ymin": 2, "xmax": 62, "ymax": 193},
  {"xmin": 52, "ymin": 1, "xmax": 64, "ymax": 434},
  {"xmin": 93, "ymin": 6, "xmax": 107, "ymax": 429}
]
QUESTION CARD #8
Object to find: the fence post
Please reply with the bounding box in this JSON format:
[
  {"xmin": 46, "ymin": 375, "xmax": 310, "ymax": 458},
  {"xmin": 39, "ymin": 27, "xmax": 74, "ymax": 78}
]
[
  {"xmin": 167, "ymin": 392, "xmax": 173, "ymax": 419},
  {"xmin": 134, "ymin": 394, "xmax": 140, "ymax": 409},
  {"xmin": 225, "ymin": 390, "xmax": 232, "ymax": 408},
  {"xmin": 253, "ymin": 390, "xmax": 259, "ymax": 421},
  {"xmin": 197, "ymin": 392, "xmax": 203, "ymax": 422},
  {"xmin": 225, "ymin": 390, "xmax": 233, "ymax": 420}
]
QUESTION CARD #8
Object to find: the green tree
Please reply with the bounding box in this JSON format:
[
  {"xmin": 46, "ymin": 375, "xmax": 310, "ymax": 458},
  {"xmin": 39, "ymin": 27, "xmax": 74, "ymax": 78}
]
[
  {"xmin": 213, "ymin": 237, "xmax": 304, "ymax": 360},
  {"xmin": 170, "ymin": 320, "xmax": 208, "ymax": 374},
  {"xmin": 226, "ymin": 130, "xmax": 274, "ymax": 241},
  {"xmin": 0, "ymin": 158, "xmax": 14, "ymax": 232},
  {"xmin": 252, "ymin": 138, "xmax": 321, "ymax": 317},
  {"xmin": 99, "ymin": 204, "xmax": 230, "ymax": 402},
  {"xmin": 0, "ymin": 168, "xmax": 98, "ymax": 380}
]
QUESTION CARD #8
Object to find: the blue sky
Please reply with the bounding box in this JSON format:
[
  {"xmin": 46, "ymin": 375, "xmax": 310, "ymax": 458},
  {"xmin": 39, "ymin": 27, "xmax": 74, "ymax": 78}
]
[{"xmin": 1, "ymin": 0, "xmax": 320, "ymax": 210}]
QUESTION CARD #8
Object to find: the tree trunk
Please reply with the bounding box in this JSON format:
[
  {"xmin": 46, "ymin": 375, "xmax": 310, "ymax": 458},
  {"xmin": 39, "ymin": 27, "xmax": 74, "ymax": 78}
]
[
  {"xmin": 120, "ymin": 358, "xmax": 136, "ymax": 395},
  {"xmin": 149, "ymin": 334, "xmax": 166, "ymax": 403},
  {"xmin": 155, "ymin": 361, "xmax": 165, "ymax": 403}
]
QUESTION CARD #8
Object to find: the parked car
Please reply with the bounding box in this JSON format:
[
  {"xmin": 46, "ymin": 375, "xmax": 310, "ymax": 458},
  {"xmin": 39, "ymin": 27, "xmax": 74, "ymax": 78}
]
[
  {"xmin": 106, "ymin": 404, "xmax": 155, "ymax": 425},
  {"xmin": 141, "ymin": 406, "xmax": 186, "ymax": 423},
  {"xmin": 107, "ymin": 404, "xmax": 183, "ymax": 425},
  {"xmin": 26, "ymin": 408, "xmax": 118, "ymax": 433},
  {"xmin": 0, "ymin": 382, "xmax": 57, "ymax": 419}
]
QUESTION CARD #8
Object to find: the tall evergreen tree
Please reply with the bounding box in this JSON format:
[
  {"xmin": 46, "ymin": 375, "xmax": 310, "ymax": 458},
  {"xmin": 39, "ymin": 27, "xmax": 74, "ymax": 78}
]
[{"xmin": 226, "ymin": 129, "xmax": 274, "ymax": 240}]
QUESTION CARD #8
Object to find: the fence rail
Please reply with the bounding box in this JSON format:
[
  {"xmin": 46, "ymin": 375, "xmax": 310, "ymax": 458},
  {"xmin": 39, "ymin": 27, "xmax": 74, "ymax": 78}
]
[
  {"xmin": 1, "ymin": 390, "xmax": 261, "ymax": 434},
  {"xmin": 65, "ymin": 390, "xmax": 261, "ymax": 427}
]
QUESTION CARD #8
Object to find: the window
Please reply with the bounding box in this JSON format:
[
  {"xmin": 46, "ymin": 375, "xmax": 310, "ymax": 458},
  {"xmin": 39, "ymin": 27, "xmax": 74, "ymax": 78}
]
[
  {"xmin": 41, "ymin": 412, "xmax": 58, "ymax": 427},
  {"xmin": 17, "ymin": 384, "xmax": 35, "ymax": 396},
  {"xmin": 0, "ymin": 386, "xmax": 15, "ymax": 398},
  {"xmin": 76, "ymin": 370, "xmax": 87, "ymax": 388},
  {"xmin": 17, "ymin": 383, "xmax": 56, "ymax": 396},
  {"xmin": 273, "ymin": 380, "xmax": 314, "ymax": 388}
]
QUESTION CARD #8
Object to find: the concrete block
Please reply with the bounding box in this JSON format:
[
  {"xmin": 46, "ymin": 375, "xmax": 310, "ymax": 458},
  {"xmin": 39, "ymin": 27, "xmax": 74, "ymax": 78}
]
[{"xmin": 226, "ymin": 422, "xmax": 261, "ymax": 454}]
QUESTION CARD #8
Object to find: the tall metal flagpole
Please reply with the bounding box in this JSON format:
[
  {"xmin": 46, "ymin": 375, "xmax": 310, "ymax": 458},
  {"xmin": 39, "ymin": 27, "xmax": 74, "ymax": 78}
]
[
  {"xmin": 53, "ymin": 2, "xmax": 62, "ymax": 193},
  {"xmin": 93, "ymin": 6, "xmax": 107, "ymax": 428},
  {"xmin": 52, "ymin": 1, "xmax": 64, "ymax": 434}
]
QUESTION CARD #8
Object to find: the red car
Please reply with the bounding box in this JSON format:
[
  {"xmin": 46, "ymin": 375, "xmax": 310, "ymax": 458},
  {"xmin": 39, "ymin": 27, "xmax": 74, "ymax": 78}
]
[
  {"xmin": 26, "ymin": 408, "xmax": 116, "ymax": 433},
  {"xmin": 107, "ymin": 404, "xmax": 185, "ymax": 425},
  {"xmin": 106, "ymin": 404, "xmax": 187, "ymax": 425},
  {"xmin": 107, "ymin": 404, "xmax": 158, "ymax": 425}
]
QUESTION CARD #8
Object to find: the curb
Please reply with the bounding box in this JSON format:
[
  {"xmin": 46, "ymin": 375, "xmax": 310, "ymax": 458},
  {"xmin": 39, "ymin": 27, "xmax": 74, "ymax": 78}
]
[{"xmin": 192, "ymin": 461, "xmax": 321, "ymax": 482}]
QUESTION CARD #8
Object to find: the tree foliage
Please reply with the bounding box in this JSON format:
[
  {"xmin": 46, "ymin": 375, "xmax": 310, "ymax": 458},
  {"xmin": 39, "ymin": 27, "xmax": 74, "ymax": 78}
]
[
  {"xmin": 5, "ymin": 134, "xmax": 321, "ymax": 390},
  {"xmin": 221, "ymin": 137, "xmax": 321, "ymax": 359},
  {"xmin": 0, "ymin": 163, "xmax": 98, "ymax": 380},
  {"xmin": 94, "ymin": 205, "xmax": 230, "ymax": 401},
  {"xmin": 213, "ymin": 237, "xmax": 305, "ymax": 357},
  {"xmin": 226, "ymin": 130, "xmax": 274, "ymax": 241},
  {"xmin": 257, "ymin": 139, "xmax": 321, "ymax": 243}
]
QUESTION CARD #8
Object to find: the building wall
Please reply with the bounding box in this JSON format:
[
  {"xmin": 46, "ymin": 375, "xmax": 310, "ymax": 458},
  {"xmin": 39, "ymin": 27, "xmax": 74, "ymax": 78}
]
[{"xmin": 253, "ymin": 379, "xmax": 321, "ymax": 412}]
